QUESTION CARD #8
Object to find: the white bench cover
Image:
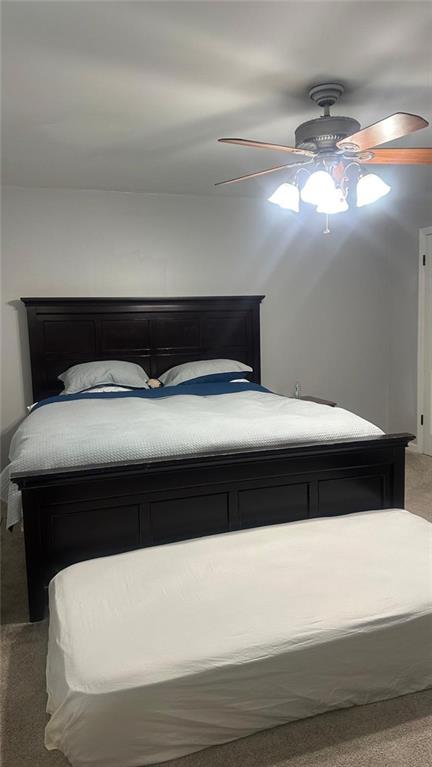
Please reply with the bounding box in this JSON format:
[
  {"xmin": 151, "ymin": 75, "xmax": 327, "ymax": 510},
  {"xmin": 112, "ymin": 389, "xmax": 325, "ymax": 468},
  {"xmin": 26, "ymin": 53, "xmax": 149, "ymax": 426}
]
[{"xmin": 45, "ymin": 509, "xmax": 432, "ymax": 766}]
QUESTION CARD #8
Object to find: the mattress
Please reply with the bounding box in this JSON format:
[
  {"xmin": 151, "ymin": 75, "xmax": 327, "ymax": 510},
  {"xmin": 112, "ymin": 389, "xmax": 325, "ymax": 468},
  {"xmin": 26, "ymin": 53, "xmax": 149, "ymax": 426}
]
[
  {"xmin": 45, "ymin": 508, "xmax": 432, "ymax": 767},
  {"xmin": 1, "ymin": 387, "xmax": 383, "ymax": 527}
]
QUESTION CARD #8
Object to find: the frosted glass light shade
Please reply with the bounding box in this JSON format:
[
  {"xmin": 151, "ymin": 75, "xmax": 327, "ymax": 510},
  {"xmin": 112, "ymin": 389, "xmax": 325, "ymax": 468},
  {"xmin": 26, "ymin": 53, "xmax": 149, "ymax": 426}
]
[
  {"xmin": 267, "ymin": 183, "xmax": 299, "ymax": 212},
  {"xmin": 316, "ymin": 189, "xmax": 348, "ymax": 214},
  {"xmin": 356, "ymin": 174, "xmax": 391, "ymax": 207},
  {"xmin": 300, "ymin": 170, "xmax": 336, "ymax": 205}
]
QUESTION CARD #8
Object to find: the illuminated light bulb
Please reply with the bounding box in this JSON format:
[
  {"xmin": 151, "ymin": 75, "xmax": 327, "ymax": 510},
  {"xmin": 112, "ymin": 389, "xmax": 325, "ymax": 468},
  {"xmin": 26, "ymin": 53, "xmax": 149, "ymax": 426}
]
[
  {"xmin": 267, "ymin": 182, "xmax": 299, "ymax": 212},
  {"xmin": 300, "ymin": 170, "xmax": 336, "ymax": 205},
  {"xmin": 316, "ymin": 188, "xmax": 349, "ymax": 214},
  {"xmin": 356, "ymin": 174, "xmax": 391, "ymax": 207}
]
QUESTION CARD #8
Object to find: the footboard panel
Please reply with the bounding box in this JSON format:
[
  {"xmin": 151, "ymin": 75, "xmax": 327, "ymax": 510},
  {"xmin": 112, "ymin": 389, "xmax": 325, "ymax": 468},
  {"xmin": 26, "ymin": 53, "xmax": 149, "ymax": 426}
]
[{"xmin": 14, "ymin": 433, "xmax": 413, "ymax": 621}]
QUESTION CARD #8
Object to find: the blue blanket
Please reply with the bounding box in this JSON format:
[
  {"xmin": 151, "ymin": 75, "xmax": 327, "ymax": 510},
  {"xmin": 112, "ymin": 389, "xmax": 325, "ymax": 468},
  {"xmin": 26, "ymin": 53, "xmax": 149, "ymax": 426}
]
[{"xmin": 32, "ymin": 382, "xmax": 271, "ymax": 411}]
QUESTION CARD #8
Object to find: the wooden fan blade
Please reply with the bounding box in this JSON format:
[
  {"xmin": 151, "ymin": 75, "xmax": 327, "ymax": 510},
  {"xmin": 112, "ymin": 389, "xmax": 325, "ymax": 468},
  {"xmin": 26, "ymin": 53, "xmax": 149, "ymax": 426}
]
[
  {"xmin": 218, "ymin": 138, "xmax": 315, "ymax": 157},
  {"xmin": 358, "ymin": 148, "xmax": 432, "ymax": 165},
  {"xmin": 337, "ymin": 113, "xmax": 429, "ymax": 151},
  {"xmin": 215, "ymin": 162, "xmax": 304, "ymax": 186}
]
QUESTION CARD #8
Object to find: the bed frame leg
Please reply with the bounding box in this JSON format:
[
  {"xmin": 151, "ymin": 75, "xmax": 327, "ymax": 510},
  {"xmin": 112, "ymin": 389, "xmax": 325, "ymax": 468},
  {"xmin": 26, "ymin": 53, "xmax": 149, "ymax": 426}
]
[
  {"xmin": 22, "ymin": 490, "xmax": 47, "ymax": 622},
  {"xmin": 27, "ymin": 581, "xmax": 46, "ymax": 622},
  {"xmin": 393, "ymin": 449, "xmax": 406, "ymax": 507}
]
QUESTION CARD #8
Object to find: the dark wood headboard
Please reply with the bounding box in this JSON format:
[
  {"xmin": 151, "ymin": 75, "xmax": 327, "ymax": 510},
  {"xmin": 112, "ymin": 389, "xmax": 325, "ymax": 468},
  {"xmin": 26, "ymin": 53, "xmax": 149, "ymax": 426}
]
[{"xmin": 21, "ymin": 296, "xmax": 265, "ymax": 401}]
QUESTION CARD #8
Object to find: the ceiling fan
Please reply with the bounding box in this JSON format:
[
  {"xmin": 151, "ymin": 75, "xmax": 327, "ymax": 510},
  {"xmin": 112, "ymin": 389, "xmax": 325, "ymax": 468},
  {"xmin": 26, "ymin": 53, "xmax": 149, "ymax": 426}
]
[{"xmin": 216, "ymin": 83, "xmax": 431, "ymax": 231}]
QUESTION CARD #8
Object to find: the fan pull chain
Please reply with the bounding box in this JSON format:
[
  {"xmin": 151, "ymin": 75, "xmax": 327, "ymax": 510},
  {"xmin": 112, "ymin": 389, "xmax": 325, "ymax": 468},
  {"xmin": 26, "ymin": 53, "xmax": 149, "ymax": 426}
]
[{"xmin": 323, "ymin": 213, "xmax": 331, "ymax": 234}]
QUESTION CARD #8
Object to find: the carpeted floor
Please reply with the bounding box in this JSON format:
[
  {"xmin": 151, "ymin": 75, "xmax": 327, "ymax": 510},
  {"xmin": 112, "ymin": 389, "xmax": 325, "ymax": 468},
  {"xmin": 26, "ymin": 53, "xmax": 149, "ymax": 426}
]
[{"xmin": 1, "ymin": 451, "xmax": 431, "ymax": 767}]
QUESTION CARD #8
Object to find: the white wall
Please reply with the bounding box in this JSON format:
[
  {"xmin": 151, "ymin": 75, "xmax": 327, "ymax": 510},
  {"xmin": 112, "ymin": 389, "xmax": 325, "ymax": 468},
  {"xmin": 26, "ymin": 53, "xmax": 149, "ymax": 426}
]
[
  {"xmin": 0, "ymin": 185, "xmax": 427, "ymax": 464},
  {"xmin": 384, "ymin": 200, "xmax": 432, "ymax": 434}
]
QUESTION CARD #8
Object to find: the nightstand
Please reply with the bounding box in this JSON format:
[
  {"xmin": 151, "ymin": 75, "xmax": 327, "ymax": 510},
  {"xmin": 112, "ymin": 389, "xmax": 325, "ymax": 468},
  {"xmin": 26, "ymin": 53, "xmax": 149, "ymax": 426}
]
[{"xmin": 298, "ymin": 395, "xmax": 337, "ymax": 407}]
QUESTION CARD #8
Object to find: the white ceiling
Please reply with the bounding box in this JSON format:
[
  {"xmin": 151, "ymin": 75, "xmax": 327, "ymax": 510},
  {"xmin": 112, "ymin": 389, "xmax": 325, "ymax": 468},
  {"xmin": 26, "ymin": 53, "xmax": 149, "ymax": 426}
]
[{"xmin": 2, "ymin": 0, "xmax": 432, "ymax": 196}]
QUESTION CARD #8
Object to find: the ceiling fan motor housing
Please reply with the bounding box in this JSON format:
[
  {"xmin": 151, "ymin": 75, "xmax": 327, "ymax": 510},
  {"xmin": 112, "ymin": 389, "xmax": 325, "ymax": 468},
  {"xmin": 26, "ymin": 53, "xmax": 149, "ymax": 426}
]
[{"xmin": 295, "ymin": 116, "xmax": 361, "ymax": 152}]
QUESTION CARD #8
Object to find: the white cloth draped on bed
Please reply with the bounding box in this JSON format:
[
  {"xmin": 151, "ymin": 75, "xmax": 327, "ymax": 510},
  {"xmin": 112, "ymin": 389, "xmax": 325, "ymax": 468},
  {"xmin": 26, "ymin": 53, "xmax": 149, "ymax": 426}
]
[
  {"xmin": 45, "ymin": 509, "xmax": 432, "ymax": 767},
  {"xmin": 1, "ymin": 390, "xmax": 383, "ymax": 527}
]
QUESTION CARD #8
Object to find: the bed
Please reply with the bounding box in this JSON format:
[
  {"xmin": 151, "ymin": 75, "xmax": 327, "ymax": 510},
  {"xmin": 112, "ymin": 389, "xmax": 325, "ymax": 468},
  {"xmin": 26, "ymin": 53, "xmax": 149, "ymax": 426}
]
[
  {"xmin": 7, "ymin": 296, "xmax": 413, "ymax": 621},
  {"xmin": 45, "ymin": 508, "xmax": 432, "ymax": 766}
]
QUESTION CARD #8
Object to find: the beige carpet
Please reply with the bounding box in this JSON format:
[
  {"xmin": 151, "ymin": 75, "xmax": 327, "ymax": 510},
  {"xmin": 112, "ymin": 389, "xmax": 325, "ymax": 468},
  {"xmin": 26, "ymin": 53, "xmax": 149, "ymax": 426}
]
[{"xmin": 1, "ymin": 451, "xmax": 431, "ymax": 767}]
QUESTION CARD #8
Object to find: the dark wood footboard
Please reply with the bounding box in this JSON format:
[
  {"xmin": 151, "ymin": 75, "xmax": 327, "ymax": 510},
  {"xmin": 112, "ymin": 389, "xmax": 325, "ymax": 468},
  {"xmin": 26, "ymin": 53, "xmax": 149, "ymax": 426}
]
[{"xmin": 13, "ymin": 432, "xmax": 413, "ymax": 622}]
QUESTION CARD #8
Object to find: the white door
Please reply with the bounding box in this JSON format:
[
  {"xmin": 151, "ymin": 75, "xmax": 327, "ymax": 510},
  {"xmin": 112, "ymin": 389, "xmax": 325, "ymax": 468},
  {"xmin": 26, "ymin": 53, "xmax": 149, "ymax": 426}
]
[{"xmin": 418, "ymin": 229, "xmax": 432, "ymax": 456}]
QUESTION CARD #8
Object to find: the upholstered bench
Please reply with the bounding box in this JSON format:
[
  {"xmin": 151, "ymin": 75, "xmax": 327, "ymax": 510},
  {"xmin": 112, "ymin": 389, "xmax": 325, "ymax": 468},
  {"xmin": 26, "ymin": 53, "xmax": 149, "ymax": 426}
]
[{"xmin": 45, "ymin": 509, "xmax": 432, "ymax": 767}]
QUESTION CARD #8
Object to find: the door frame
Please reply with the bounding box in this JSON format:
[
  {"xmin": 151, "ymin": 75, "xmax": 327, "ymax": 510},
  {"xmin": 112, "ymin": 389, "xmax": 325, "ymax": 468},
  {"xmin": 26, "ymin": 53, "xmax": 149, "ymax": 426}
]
[{"xmin": 417, "ymin": 226, "xmax": 432, "ymax": 454}]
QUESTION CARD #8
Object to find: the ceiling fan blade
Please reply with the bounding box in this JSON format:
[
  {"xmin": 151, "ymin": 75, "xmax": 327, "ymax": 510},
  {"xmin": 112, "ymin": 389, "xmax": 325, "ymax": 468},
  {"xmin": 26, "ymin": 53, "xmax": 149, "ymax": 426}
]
[
  {"xmin": 358, "ymin": 148, "xmax": 432, "ymax": 165},
  {"xmin": 215, "ymin": 162, "xmax": 308, "ymax": 186},
  {"xmin": 218, "ymin": 138, "xmax": 315, "ymax": 157},
  {"xmin": 337, "ymin": 113, "xmax": 429, "ymax": 151}
]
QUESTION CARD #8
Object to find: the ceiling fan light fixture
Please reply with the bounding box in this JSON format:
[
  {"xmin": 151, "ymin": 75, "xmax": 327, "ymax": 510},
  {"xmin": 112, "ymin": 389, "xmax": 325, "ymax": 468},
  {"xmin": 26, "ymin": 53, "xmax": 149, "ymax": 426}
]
[
  {"xmin": 316, "ymin": 188, "xmax": 349, "ymax": 215},
  {"xmin": 300, "ymin": 170, "xmax": 336, "ymax": 205},
  {"xmin": 217, "ymin": 84, "xmax": 430, "ymax": 231},
  {"xmin": 268, "ymin": 182, "xmax": 300, "ymax": 212},
  {"xmin": 356, "ymin": 173, "xmax": 391, "ymax": 207}
]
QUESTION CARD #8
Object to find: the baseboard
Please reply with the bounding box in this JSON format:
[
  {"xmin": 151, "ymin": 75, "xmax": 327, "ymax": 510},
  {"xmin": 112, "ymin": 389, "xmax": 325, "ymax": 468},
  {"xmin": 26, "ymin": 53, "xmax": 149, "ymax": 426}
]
[{"xmin": 406, "ymin": 442, "xmax": 419, "ymax": 454}]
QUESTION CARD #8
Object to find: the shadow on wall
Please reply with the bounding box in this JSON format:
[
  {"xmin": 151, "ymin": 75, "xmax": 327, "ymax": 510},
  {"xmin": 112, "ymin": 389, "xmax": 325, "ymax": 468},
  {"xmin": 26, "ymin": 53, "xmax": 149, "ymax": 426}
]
[{"xmin": 1, "ymin": 300, "xmax": 32, "ymax": 466}]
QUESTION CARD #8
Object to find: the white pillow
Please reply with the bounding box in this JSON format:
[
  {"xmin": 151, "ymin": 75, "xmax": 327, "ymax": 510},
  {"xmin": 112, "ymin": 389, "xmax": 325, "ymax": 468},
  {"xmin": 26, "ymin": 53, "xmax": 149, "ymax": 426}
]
[
  {"xmin": 159, "ymin": 359, "xmax": 252, "ymax": 387},
  {"xmin": 58, "ymin": 361, "xmax": 149, "ymax": 395}
]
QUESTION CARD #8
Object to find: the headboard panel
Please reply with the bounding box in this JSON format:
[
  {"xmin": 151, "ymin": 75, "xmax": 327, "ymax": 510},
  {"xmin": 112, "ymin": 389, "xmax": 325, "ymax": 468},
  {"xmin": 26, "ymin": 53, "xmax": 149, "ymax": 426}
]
[{"xmin": 21, "ymin": 296, "xmax": 265, "ymax": 401}]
